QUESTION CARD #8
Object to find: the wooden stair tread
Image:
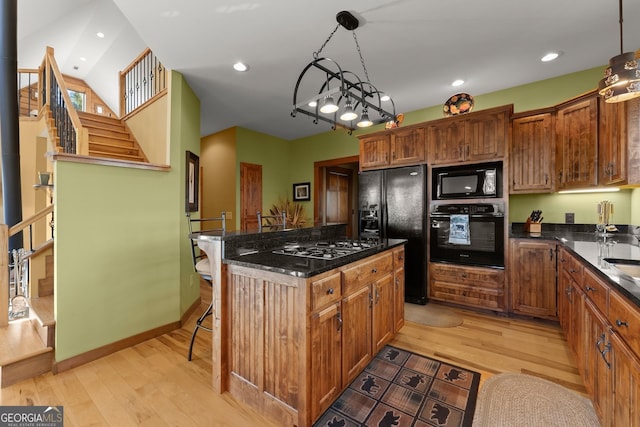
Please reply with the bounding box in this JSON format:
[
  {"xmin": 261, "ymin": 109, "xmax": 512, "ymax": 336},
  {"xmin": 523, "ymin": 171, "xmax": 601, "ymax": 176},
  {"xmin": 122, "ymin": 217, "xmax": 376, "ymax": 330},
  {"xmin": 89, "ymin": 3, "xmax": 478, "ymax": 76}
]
[
  {"xmin": 0, "ymin": 321, "xmax": 52, "ymax": 365},
  {"xmin": 29, "ymin": 295, "xmax": 54, "ymax": 327}
]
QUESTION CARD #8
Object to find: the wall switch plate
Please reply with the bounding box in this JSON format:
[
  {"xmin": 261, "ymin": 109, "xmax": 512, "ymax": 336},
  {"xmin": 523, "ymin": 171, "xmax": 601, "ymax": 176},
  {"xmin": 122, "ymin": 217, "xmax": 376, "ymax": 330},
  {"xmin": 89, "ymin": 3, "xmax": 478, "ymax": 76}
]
[
  {"xmin": 226, "ymin": 211, "xmax": 233, "ymax": 220},
  {"xmin": 565, "ymin": 213, "xmax": 575, "ymax": 224}
]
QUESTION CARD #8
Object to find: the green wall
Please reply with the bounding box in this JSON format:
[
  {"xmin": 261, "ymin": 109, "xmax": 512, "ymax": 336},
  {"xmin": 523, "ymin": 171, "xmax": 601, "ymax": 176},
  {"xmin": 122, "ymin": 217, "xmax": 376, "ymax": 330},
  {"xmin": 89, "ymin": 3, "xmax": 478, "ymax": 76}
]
[
  {"xmin": 509, "ymin": 190, "xmax": 633, "ymax": 225},
  {"xmin": 54, "ymin": 71, "xmax": 200, "ymax": 361},
  {"xmin": 235, "ymin": 127, "xmax": 297, "ymax": 227}
]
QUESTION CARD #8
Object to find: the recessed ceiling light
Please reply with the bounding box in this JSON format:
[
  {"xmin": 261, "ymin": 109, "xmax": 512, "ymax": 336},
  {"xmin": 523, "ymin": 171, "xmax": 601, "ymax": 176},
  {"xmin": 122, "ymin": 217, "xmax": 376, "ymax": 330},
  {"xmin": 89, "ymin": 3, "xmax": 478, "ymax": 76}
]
[
  {"xmin": 541, "ymin": 52, "xmax": 561, "ymax": 62},
  {"xmin": 451, "ymin": 79, "xmax": 464, "ymax": 87},
  {"xmin": 96, "ymin": 32, "xmax": 105, "ymax": 38},
  {"xmin": 233, "ymin": 62, "xmax": 248, "ymax": 72}
]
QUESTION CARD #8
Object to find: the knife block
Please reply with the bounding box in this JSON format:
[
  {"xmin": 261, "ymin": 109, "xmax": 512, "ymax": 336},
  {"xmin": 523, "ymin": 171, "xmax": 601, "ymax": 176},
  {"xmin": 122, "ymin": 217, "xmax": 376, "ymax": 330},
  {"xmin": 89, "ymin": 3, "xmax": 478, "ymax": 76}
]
[{"xmin": 524, "ymin": 220, "xmax": 542, "ymax": 234}]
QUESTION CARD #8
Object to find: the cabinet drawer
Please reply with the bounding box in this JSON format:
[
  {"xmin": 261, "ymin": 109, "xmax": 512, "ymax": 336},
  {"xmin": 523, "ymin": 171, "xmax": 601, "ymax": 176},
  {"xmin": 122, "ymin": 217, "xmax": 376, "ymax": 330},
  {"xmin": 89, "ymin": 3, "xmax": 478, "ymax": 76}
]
[
  {"xmin": 393, "ymin": 247, "xmax": 405, "ymax": 269},
  {"xmin": 581, "ymin": 268, "xmax": 609, "ymax": 316},
  {"xmin": 311, "ymin": 272, "xmax": 342, "ymax": 311},
  {"xmin": 430, "ymin": 263, "xmax": 505, "ymax": 288},
  {"xmin": 342, "ymin": 252, "xmax": 393, "ymax": 294},
  {"xmin": 558, "ymin": 247, "xmax": 583, "ymax": 282},
  {"xmin": 608, "ymin": 290, "xmax": 640, "ymax": 357},
  {"xmin": 430, "ymin": 280, "xmax": 503, "ymax": 310}
]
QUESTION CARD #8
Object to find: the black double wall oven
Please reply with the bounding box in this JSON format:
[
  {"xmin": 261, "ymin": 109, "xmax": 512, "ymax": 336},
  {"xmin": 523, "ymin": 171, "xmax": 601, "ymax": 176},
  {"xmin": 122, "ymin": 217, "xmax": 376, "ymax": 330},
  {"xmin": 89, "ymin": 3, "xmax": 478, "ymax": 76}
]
[{"xmin": 429, "ymin": 162, "xmax": 505, "ymax": 268}]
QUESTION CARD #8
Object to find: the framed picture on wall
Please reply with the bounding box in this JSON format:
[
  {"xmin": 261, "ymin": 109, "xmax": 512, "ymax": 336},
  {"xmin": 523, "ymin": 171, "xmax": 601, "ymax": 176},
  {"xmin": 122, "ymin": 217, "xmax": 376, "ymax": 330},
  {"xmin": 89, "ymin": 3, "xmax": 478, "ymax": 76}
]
[
  {"xmin": 293, "ymin": 182, "xmax": 310, "ymax": 201},
  {"xmin": 186, "ymin": 151, "xmax": 199, "ymax": 212}
]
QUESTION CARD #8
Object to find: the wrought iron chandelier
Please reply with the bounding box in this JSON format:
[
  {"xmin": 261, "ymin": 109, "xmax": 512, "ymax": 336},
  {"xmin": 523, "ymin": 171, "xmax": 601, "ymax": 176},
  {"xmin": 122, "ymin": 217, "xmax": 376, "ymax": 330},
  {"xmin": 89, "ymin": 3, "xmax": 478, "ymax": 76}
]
[
  {"xmin": 291, "ymin": 11, "xmax": 397, "ymax": 133},
  {"xmin": 598, "ymin": 0, "xmax": 640, "ymax": 103}
]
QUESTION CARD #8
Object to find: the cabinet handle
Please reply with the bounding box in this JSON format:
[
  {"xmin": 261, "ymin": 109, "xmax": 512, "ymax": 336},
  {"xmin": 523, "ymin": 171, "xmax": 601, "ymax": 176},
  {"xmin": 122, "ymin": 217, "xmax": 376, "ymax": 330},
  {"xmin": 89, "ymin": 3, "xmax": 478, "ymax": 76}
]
[
  {"xmin": 595, "ymin": 333, "xmax": 605, "ymax": 353},
  {"xmin": 392, "ymin": 151, "xmax": 396, "ymax": 160},
  {"xmin": 461, "ymin": 272, "xmax": 467, "ymax": 278},
  {"xmin": 600, "ymin": 342, "xmax": 612, "ymax": 369},
  {"xmin": 372, "ymin": 268, "xmax": 377, "ymax": 273},
  {"xmin": 585, "ymin": 286, "xmax": 595, "ymax": 292},
  {"xmin": 560, "ymin": 257, "xmax": 566, "ymax": 263},
  {"xmin": 558, "ymin": 171, "xmax": 563, "ymax": 183},
  {"xmin": 465, "ymin": 145, "xmax": 470, "ymax": 157},
  {"xmin": 616, "ymin": 319, "xmax": 629, "ymax": 328},
  {"xmin": 327, "ymin": 288, "xmax": 334, "ymax": 295},
  {"xmin": 549, "ymin": 248, "xmax": 553, "ymax": 261},
  {"xmin": 545, "ymin": 174, "xmax": 549, "ymax": 185},
  {"xmin": 336, "ymin": 309, "xmax": 342, "ymax": 331}
]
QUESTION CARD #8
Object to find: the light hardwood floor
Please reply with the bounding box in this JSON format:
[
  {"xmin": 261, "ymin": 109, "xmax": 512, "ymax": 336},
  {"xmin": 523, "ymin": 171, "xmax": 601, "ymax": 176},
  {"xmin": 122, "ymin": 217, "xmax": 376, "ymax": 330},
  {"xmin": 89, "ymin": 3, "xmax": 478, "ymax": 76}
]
[{"xmin": 0, "ymin": 283, "xmax": 585, "ymax": 426}]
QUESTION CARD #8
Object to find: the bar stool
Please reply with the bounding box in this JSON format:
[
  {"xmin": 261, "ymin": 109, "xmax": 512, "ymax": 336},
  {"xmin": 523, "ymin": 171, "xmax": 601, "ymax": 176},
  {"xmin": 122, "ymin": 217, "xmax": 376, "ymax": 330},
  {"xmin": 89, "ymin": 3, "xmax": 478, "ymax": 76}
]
[
  {"xmin": 257, "ymin": 210, "xmax": 286, "ymax": 232},
  {"xmin": 186, "ymin": 211, "xmax": 226, "ymax": 361}
]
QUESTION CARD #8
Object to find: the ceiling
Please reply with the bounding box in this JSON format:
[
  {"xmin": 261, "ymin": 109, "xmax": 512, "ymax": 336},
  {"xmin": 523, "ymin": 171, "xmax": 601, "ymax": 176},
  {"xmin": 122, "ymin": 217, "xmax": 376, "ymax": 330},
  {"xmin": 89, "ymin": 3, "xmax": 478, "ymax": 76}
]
[{"xmin": 17, "ymin": 0, "xmax": 640, "ymax": 141}]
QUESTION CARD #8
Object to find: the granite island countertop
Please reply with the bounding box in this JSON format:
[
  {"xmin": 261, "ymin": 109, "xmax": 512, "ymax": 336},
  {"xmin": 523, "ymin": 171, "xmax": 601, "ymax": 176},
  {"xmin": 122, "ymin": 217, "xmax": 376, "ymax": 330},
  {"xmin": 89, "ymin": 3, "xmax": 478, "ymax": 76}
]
[
  {"xmin": 223, "ymin": 238, "xmax": 407, "ymax": 278},
  {"xmin": 511, "ymin": 227, "xmax": 640, "ymax": 307}
]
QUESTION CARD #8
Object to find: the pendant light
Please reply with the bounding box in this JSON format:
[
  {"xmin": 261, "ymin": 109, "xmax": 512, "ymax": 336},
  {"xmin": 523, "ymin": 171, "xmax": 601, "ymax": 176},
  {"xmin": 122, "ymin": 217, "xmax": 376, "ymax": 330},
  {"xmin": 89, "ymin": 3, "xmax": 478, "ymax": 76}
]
[
  {"xmin": 598, "ymin": 0, "xmax": 640, "ymax": 103},
  {"xmin": 291, "ymin": 11, "xmax": 397, "ymax": 133}
]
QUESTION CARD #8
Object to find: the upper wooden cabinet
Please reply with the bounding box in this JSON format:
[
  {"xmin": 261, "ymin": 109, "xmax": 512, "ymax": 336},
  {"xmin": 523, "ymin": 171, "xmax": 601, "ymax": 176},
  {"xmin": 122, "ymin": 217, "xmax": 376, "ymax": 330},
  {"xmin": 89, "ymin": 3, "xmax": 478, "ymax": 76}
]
[
  {"xmin": 598, "ymin": 97, "xmax": 628, "ymax": 186},
  {"xmin": 555, "ymin": 96, "xmax": 599, "ymax": 190},
  {"xmin": 359, "ymin": 133, "xmax": 391, "ymax": 170},
  {"xmin": 510, "ymin": 110, "xmax": 555, "ymax": 193},
  {"xmin": 427, "ymin": 105, "xmax": 511, "ymax": 165},
  {"xmin": 598, "ymin": 96, "xmax": 640, "ymax": 187},
  {"xmin": 358, "ymin": 125, "xmax": 427, "ymax": 171},
  {"xmin": 390, "ymin": 126, "xmax": 426, "ymax": 166}
]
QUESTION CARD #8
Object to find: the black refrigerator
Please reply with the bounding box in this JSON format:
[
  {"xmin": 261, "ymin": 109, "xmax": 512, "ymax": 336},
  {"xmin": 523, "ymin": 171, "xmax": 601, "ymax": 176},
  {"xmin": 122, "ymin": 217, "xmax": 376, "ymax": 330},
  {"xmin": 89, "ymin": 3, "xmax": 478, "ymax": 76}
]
[{"xmin": 358, "ymin": 164, "xmax": 428, "ymax": 304}]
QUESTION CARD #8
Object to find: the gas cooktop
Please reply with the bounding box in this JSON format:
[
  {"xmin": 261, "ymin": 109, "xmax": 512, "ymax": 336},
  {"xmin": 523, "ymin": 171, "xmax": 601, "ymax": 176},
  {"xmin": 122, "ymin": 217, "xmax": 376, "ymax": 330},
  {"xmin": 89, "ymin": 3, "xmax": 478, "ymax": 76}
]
[{"xmin": 272, "ymin": 240, "xmax": 380, "ymax": 260}]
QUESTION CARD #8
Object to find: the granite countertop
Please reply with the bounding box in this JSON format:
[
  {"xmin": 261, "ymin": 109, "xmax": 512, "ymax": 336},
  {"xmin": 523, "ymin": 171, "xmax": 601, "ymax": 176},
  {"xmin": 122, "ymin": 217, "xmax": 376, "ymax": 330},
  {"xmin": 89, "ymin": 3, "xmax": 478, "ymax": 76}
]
[
  {"xmin": 223, "ymin": 238, "xmax": 407, "ymax": 278},
  {"xmin": 511, "ymin": 226, "xmax": 640, "ymax": 307}
]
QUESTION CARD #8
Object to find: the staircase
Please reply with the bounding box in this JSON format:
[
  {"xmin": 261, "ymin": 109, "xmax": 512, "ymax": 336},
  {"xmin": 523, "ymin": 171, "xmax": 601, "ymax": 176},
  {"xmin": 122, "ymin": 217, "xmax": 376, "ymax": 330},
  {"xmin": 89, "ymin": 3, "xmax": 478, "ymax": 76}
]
[
  {"xmin": 0, "ymin": 249, "xmax": 55, "ymax": 388},
  {"xmin": 78, "ymin": 111, "xmax": 148, "ymax": 162}
]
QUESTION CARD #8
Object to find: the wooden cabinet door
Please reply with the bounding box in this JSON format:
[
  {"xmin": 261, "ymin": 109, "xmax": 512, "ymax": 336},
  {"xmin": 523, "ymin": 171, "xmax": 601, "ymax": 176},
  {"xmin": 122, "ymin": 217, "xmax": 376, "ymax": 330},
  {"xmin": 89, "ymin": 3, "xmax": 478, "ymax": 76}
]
[
  {"xmin": 310, "ymin": 302, "xmax": 343, "ymax": 421},
  {"xmin": 393, "ymin": 247, "xmax": 405, "ymax": 333},
  {"xmin": 510, "ymin": 112, "xmax": 554, "ymax": 193},
  {"xmin": 583, "ymin": 299, "xmax": 612, "ymax": 427},
  {"xmin": 509, "ymin": 239, "xmax": 557, "ymax": 319},
  {"xmin": 359, "ymin": 133, "xmax": 390, "ymax": 170},
  {"xmin": 556, "ymin": 97, "xmax": 598, "ymax": 189},
  {"xmin": 372, "ymin": 273, "xmax": 394, "ymax": 353},
  {"xmin": 610, "ymin": 332, "xmax": 640, "ymax": 427},
  {"xmin": 598, "ymin": 97, "xmax": 628, "ymax": 186},
  {"xmin": 341, "ymin": 285, "xmax": 372, "ymax": 387},
  {"xmin": 427, "ymin": 120, "xmax": 465, "ymax": 164},
  {"xmin": 465, "ymin": 108, "xmax": 508, "ymax": 161},
  {"xmin": 557, "ymin": 267, "xmax": 573, "ymax": 334},
  {"xmin": 390, "ymin": 126, "xmax": 426, "ymax": 166}
]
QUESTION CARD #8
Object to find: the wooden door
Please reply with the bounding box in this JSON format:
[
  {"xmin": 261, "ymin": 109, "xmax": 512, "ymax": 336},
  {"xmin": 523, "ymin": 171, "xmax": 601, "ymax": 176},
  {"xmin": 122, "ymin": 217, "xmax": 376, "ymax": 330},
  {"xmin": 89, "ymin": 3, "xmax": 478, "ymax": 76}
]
[
  {"xmin": 598, "ymin": 97, "xmax": 628, "ymax": 186},
  {"xmin": 510, "ymin": 112, "xmax": 555, "ymax": 193},
  {"xmin": 359, "ymin": 133, "xmax": 390, "ymax": 170},
  {"xmin": 610, "ymin": 332, "xmax": 640, "ymax": 427},
  {"xmin": 465, "ymin": 107, "xmax": 508, "ymax": 161},
  {"xmin": 427, "ymin": 119, "xmax": 466, "ymax": 164},
  {"xmin": 341, "ymin": 285, "xmax": 372, "ymax": 387},
  {"xmin": 584, "ymin": 299, "xmax": 612, "ymax": 426},
  {"xmin": 372, "ymin": 273, "xmax": 394, "ymax": 353},
  {"xmin": 556, "ymin": 97, "xmax": 598, "ymax": 189},
  {"xmin": 325, "ymin": 167, "xmax": 352, "ymax": 236},
  {"xmin": 390, "ymin": 126, "xmax": 426, "ymax": 165},
  {"xmin": 509, "ymin": 239, "xmax": 557, "ymax": 319},
  {"xmin": 310, "ymin": 302, "xmax": 343, "ymax": 421},
  {"xmin": 240, "ymin": 162, "xmax": 262, "ymax": 231},
  {"xmin": 393, "ymin": 246, "xmax": 405, "ymax": 333}
]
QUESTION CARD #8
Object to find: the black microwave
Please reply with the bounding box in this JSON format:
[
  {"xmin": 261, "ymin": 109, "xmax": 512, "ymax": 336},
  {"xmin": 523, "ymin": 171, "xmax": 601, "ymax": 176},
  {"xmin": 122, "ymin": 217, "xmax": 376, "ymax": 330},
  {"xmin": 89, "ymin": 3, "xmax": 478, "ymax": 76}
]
[{"xmin": 432, "ymin": 161, "xmax": 502, "ymax": 200}]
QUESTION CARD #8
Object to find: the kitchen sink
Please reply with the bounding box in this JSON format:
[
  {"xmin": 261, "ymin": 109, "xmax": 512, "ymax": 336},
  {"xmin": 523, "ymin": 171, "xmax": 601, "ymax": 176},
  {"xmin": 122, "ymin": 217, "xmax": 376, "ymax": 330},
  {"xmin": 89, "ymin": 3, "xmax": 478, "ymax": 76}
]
[{"xmin": 603, "ymin": 258, "xmax": 640, "ymax": 282}]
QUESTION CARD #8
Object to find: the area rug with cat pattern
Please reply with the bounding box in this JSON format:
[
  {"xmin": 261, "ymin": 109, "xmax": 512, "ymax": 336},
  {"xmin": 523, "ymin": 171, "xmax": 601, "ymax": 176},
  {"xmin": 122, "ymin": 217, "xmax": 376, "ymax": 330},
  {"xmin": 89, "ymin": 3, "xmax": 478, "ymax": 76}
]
[{"xmin": 313, "ymin": 345, "xmax": 480, "ymax": 427}]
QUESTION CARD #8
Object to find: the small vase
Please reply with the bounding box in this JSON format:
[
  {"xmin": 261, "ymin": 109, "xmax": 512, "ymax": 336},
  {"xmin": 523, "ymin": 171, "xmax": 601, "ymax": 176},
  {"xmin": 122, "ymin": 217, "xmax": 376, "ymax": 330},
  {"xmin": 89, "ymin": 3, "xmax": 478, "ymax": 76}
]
[{"xmin": 38, "ymin": 172, "xmax": 51, "ymax": 185}]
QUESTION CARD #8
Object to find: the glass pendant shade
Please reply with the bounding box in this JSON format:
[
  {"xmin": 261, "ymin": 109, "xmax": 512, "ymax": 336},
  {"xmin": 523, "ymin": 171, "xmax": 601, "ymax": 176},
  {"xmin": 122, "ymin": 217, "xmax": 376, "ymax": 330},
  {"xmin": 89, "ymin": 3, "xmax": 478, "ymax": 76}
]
[
  {"xmin": 340, "ymin": 101, "xmax": 358, "ymax": 121},
  {"xmin": 357, "ymin": 110, "xmax": 373, "ymax": 128},
  {"xmin": 320, "ymin": 96, "xmax": 339, "ymax": 113}
]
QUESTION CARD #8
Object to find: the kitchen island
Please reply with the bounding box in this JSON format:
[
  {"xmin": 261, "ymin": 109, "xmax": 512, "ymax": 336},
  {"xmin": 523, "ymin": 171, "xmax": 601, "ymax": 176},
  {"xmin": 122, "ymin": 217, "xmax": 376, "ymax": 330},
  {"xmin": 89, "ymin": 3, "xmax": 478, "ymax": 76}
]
[{"xmin": 194, "ymin": 226, "xmax": 406, "ymax": 426}]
